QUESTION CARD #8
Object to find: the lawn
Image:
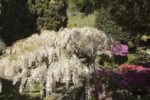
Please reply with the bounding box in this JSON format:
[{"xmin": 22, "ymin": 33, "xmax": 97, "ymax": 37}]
[{"xmin": 67, "ymin": 13, "xmax": 96, "ymax": 28}]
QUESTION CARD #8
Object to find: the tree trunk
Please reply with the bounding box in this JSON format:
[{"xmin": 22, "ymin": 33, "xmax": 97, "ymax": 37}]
[{"xmin": 14, "ymin": 82, "xmax": 20, "ymax": 100}]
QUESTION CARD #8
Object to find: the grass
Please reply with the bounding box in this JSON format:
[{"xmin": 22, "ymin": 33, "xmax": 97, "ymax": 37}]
[
  {"xmin": 67, "ymin": 13, "xmax": 96, "ymax": 28},
  {"xmin": 102, "ymin": 53, "xmax": 137, "ymax": 71},
  {"xmin": 127, "ymin": 53, "xmax": 136, "ymax": 63}
]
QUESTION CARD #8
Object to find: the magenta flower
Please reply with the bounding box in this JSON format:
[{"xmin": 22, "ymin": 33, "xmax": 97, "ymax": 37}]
[
  {"xmin": 118, "ymin": 64, "xmax": 150, "ymax": 73},
  {"xmin": 112, "ymin": 41, "xmax": 128, "ymax": 56}
]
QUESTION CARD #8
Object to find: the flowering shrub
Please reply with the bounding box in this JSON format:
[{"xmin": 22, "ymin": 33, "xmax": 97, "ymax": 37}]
[
  {"xmin": 133, "ymin": 49, "xmax": 150, "ymax": 67},
  {"xmin": 0, "ymin": 27, "xmax": 112, "ymax": 98},
  {"xmin": 118, "ymin": 64, "xmax": 150, "ymax": 89},
  {"xmin": 92, "ymin": 65, "xmax": 150, "ymax": 99},
  {"xmin": 112, "ymin": 41, "xmax": 128, "ymax": 56},
  {"xmin": 120, "ymin": 69, "xmax": 150, "ymax": 90},
  {"xmin": 141, "ymin": 35, "xmax": 150, "ymax": 42},
  {"xmin": 92, "ymin": 67, "xmax": 120, "ymax": 100},
  {"xmin": 118, "ymin": 64, "xmax": 150, "ymax": 72}
]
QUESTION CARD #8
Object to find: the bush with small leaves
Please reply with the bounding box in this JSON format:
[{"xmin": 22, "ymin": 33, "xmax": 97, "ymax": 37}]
[
  {"xmin": 133, "ymin": 49, "xmax": 150, "ymax": 67},
  {"xmin": 28, "ymin": 0, "xmax": 68, "ymax": 31},
  {"xmin": 95, "ymin": 0, "xmax": 150, "ymax": 46}
]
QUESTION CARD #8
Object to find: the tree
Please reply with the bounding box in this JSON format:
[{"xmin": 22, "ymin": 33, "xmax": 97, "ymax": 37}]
[
  {"xmin": 0, "ymin": 0, "xmax": 37, "ymax": 45},
  {"xmin": 0, "ymin": 27, "xmax": 113, "ymax": 99},
  {"xmin": 28, "ymin": 0, "xmax": 68, "ymax": 31},
  {"xmin": 69, "ymin": 0, "xmax": 150, "ymax": 45},
  {"xmin": 0, "ymin": 0, "xmax": 68, "ymax": 45},
  {"xmin": 95, "ymin": 0, "xmax": 150, "ymax": 45},
  {"xmin": 68, "ymin": 0, "xmax": 95, "ymax": 15}
]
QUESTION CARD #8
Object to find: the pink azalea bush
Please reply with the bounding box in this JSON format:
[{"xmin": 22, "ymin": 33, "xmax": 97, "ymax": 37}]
[
  {"xmin": 118, "ymin": 64, "xmax": 150, "ymax": 72},
  {"xmin": 112, "ymin": 41, "xmax": 128, "ymax": 56},
  {"xmin": 118, "ymin": 64, "xmax": 150, "ymax": 88},
  {"xmin": 92, "ymin": 65, "xmax": 150, "ymax": 99}
]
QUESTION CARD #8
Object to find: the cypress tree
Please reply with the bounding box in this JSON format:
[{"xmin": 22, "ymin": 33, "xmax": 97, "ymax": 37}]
[{"xmin": 28, "ymin": 0, "xmax": 68, "ymax": 31}]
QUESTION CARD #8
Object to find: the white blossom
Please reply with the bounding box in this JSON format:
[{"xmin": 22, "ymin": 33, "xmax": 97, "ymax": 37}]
[{"xmin": 0, "ymin": 27, "xmax": 113, "ymax": 97}]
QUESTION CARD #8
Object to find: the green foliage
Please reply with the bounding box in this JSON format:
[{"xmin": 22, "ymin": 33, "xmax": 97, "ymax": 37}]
[
  {"xmin": 68, "ymin": 13, "xmax": 96, "ymax": 28},
  {"xmin": 0, "ymin": 0, "xmax": 37, "ymax": 45},
  {"xmin": 32, "ymin": 83, "xmax": 40, "ymax": 92},
  {"xmin": 127, "ymin": 54, "xmax": 136, "ymax": 63},
  {"xmin": 0, "ymin": 37, "xmax": 6, "ymax": 55},
  {"xmin": 68, "ymin": 0, "xmax": 94, "ymax": 15},
  {"xmin": 78, "ymin": 0, "xmax": 150, "ymax": 32},
  {"xmin": 68, "ymin": 0, "xmax": 150, "ymax": 46},
  {"xmin": 95, "ymin": 7, "xmax": 122, "ymax": 34},
  {"xmin": 76, "ymin": 0, "xmax": 93, "ymax": 15},
  {"xmin": 111, "ymin": 0, "xmax": 150, "ymax": 33},
  {"xmin": 28, "ymin": 0, "xmax": 68, "ymax": 31},
  {"xmin": 133, "ymin": 48, "xmax": 150, "ymax": 65},
  {"xmin": 95, "ymin": 7, "xmax": 131, "ymax": 43},
  {"xmin": 0, "ymin": 0, "xmax": 68, "ymax": 45}
]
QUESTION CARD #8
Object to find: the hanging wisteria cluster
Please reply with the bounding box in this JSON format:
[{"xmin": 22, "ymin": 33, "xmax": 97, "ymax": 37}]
[{"xmin": 0, "ymin": 27, "xmax": 113, "ymax": 97}]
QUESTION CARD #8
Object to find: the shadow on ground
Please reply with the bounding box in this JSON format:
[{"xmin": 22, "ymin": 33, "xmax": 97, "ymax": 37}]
[{"xmin": 0, "ymin": 92, "xmax": 41, "ymax": 100}]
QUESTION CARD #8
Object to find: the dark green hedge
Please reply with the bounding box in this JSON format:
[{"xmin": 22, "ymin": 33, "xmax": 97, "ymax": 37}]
[
  {"xmin": 0, "ymin": 0, "xmax": 68, "ymax": 45},
  {"xmin": 0, "ymin": 0, "xmax": 37, "ymax": 45}
]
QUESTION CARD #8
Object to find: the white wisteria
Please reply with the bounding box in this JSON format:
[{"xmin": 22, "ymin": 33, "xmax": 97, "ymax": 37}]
[{"xmin": 0, "ymin": 27, "xmax": 113, "ymax": 97}]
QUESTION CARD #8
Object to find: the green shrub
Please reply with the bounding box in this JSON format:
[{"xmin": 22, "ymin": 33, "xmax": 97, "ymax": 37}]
[
  {"xmin": 0, "ymin": 0, "xmax": 68, "ymax": 45},
  {"xmin": 95, "ymin": 7, "xmax": 122, "ymax": 35},
  {"xmin": 28, "ymin": 0, "xmax": 68, "ymax": 31},
  {"xmin": 95, "ymin": 0, "xmax": 150, "ymax": 46},
  {"xmin": 133, "ymin": 48, "xmax": 150, "ymax": 66},
  {"xmin": 95, "ymin": 7, "xmax": 130, "ymax": 43}
]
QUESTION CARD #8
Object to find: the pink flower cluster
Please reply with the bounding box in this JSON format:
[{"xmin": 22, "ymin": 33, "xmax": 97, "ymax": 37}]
[
  {"xmin": 118, "ymin": 64, "xmax": 150, "ymax": 73},
  {"xmin": 112, "ymin": 41, "xmax": 128, "ymax": 56},
  {"xmin": 92, "ymin": 65, "xmax": 150, "ymax": 100},
  {"xmin": 118, "ymin": 64, "xmax": 150, "ymax": 89}
]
